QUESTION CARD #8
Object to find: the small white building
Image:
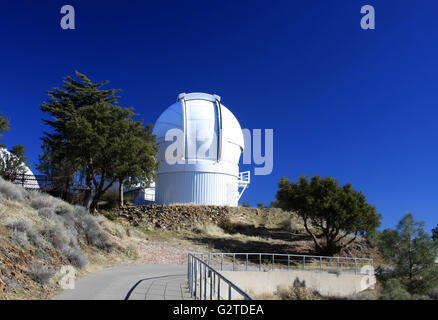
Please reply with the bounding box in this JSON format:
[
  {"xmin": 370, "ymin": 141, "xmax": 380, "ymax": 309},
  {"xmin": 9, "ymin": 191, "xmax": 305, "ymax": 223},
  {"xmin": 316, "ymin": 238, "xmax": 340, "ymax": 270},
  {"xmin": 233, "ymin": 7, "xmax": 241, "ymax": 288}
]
[
  {"xmin": 0, "ymin": 147, "xmax": 40, "ymax": 189},
  {"xmin": 124, "ymin": 182, "xmax": 155, "ymax": 205}
]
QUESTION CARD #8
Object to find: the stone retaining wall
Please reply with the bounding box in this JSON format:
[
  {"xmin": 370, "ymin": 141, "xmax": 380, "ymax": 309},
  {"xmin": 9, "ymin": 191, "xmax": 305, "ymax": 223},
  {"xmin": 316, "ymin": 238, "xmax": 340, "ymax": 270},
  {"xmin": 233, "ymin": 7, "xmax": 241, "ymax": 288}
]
[{"xmin": 114, "ymin": 204, "xmax": 233, "ymax": 231}]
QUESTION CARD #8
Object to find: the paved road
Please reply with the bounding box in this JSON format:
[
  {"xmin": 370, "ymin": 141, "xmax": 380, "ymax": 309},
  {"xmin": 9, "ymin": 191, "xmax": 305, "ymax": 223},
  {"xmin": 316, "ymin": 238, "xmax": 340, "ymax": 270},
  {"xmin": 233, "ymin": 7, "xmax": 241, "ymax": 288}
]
[{"xmin": 54, "ymin": 264, "xmax": 193, "ymax": 300}]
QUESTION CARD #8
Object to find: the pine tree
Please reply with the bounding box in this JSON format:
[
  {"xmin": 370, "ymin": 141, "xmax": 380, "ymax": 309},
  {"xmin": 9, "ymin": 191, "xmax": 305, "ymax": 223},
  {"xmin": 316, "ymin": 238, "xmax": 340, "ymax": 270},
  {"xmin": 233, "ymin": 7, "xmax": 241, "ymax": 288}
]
[
  {"xmin": 0, "ymin": 113, "xmax": 29, "ymax": 181},
  {"xmin": 0, "ymin": 145, "xmax": 28, "ymax": 181},
  {"xmin": 112, "ymin": 121, "xmax": 159, "ymax": 206},
  {"xmin": 276, "ymin": 175, "xmax": 381, "ymax": 255},
  {"xmin": 0, "ymin": 113, "xmax": 10, "ymax": 147},
  {"xmin": 432, "ymin": 225, "xmax": 438, "ymax": 243},
  {"xmin": 378, "ymin": 213, "xmax": 438, "ymax": 295},
  {"xmin": 39, "ymin": 71, "xmax": 159, "ymax": 212}
]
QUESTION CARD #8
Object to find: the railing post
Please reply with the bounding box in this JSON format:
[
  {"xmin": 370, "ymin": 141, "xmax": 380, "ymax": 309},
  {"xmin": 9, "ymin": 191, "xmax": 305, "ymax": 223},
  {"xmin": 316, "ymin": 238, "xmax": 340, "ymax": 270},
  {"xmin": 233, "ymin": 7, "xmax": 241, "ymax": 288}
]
[
  {"xmin": 199, "ymin": 262, "xmax": 203, "ymax": 300},
  {"xmin": 190, "ymin": 257, "xmax": 195, "ymax": 297},
  {"xmin": 320, "ymin": 257, "xmax": 322, "ymax": 272},
  {"xmin": 212, "ymin": 273, "xmax": 215, "ymax": 299},
  {"xmin": 228, "ymin": 285, "xmax": 232, "ymax": 300},
  {"xmin": 272, "ymin": 255, "xmax": 274, "ymax": 271},
  {"xmin": 288, "ymin": 255, "xmax": 290, "ymax": 270},
  {"xmin": 221, "ymin": 254, "xmax": 223, "ymax": 271},
  {"xmin": 354, "ymin": 258, "xmax": 358, "ymax": 275},
  {"xmin": 210, "ymin": 271, "xmax": 213, "ymax": 300},
  {"xmin": 204, "ymin": 264, "xmax": 207, "ymax": 300},
  {"xmin": 303, "ymin": 256, "xmax": 305, "ymax": 270},
  {"xmin": 188, "ymin": 255, "xmax": 191, "ymax": 294},
  {"xmin": 259, "ymin": 254, "xmax": 262, "ymax": 271},
  {"xmin": 218, "ymin": 277, "xmax": 221, "ymax": 300},
  {"xmin": 194, "ymin": 260, "xmax": 198, "ymax": 299},
  {"xmin": 233, "ymin": 254, "xmax": 235, "ymax": 271},
  {"xmin": 188, "ymin": 255, "xmax": 191, "ymax": 295},
  {"xmin": 193, "ymin": 258, "xmax": 196, "ymax": 295},
  {"xmin": 246, "ymin": 254, "xmax": 248, "ymax": 271}
]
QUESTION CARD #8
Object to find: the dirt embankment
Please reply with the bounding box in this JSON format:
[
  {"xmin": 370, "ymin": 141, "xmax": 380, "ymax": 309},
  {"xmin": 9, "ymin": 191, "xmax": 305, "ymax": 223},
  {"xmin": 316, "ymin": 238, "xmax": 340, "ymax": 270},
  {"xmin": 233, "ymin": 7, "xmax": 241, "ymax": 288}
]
[
  {"xmin": 113, "ymin": 204, "xmax": 232, "ymax": 231},
  {"xmin": 0, "ymin": 178, "xmax": 151, "ymax": 300},
  {"xmin": 112, "ymin": 204, "xmax": 297, "ymax": 231},
  {"xmin": 111, "ymin": 204, "xmax": 382, "ymax": 262}
]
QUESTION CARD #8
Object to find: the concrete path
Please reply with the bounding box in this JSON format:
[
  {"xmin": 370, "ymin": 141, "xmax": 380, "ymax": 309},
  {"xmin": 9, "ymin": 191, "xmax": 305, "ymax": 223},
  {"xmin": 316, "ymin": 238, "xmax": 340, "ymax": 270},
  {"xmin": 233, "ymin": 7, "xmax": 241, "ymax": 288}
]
[{"xmin": 54, "ymin": 264, "xmax": 193, "ymax": 300}]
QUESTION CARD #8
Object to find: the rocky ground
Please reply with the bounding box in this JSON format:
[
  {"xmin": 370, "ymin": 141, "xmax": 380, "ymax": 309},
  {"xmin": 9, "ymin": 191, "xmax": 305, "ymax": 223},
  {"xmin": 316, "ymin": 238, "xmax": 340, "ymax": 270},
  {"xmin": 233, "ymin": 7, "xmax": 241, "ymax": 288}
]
[
  {"xmin": 113, "ymin": 204, "xmax": 230, "ymax": 231},
  {"xmin": 109, "ymin": 204, "xmax": 381, "ymax": 261}
]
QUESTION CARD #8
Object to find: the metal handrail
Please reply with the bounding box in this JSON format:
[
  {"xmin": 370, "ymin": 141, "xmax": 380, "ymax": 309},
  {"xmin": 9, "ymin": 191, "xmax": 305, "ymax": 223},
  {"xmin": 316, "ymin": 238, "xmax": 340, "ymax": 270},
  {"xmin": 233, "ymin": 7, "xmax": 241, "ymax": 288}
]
[
  {"xmin": 190, "ymin": 252, "xmax": 373, "ymax": 275},
  {"xmin": 9, "ymin": 173, "xmax": 70, "ymax": 190},
  {"xmin": 187, "ymin": 253, "xmax": 254, "ymax": 300},
  {"xmin": 192, "ymin": 252, "xmax": 372, "ymax": 261}
]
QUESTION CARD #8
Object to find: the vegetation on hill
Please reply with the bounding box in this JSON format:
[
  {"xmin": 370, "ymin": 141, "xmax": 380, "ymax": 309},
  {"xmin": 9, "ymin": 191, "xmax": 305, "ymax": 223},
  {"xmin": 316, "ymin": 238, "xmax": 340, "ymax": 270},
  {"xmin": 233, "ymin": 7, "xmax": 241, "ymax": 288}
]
[
  {"xmin": 0, "ymin": 171, "xmax": 435, "ymax": 300},
  {"xmin": 276, "ymin": 175, "xmax": 381, "ymax": 255},
  {"xmin": 376, "ymin": 213, "xmax": 438, "ymax": 300},
  {"xmin": 0, "ymin": 178, "xmax": 150, "ymax": 299},
  {"xmin": 111, "ymin": 204, "xmax": 381, "ymax": 263}
]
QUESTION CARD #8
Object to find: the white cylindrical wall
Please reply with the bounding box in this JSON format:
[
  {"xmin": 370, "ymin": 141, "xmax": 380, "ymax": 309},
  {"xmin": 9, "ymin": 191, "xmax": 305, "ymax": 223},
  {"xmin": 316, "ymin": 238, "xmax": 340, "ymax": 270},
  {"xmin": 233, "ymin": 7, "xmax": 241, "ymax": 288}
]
[
  {"xmin": 156, "ymin": 171, "xmax": 238, "ymax": 206},
  {"xmin": 153, "ymin": 92, "xmax": 244, "ymax": 207}
]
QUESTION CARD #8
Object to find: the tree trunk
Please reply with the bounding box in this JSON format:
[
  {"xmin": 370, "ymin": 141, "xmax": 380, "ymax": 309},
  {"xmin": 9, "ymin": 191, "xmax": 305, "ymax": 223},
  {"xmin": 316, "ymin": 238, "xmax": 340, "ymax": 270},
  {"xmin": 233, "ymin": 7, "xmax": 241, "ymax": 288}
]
[
  {"xmin": 83, "ymin": 172, "xmax": 93, "ymax": 210},
  {"xmin": 303, "ymin": 218, "xmax": 323, "ymax": 252},
  {"xmin": 89, "ymin": 175, "xmax": 117, "ymax": 214},
  {"xmin": 119, "ymin": 177, "xmax": 124, "ymax": 207},
  {"xmin": 89, "ymin": 197, "xmax": 98, "ymax": 214}
]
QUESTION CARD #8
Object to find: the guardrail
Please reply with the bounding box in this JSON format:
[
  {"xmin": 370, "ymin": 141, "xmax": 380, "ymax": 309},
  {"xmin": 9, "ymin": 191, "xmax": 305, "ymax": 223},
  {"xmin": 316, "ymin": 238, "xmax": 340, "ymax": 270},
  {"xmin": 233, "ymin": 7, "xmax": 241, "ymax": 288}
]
[
  {"xmin": 9, "ymin": 173, "xmax": 69, "ymax": 190},
  {"xmin": 191, "ymin": 252, "xmax": 373, "ymax": 275},
  {"xmin": 187, "ymin": 253, "xmax": 254, "ymax": 300}
]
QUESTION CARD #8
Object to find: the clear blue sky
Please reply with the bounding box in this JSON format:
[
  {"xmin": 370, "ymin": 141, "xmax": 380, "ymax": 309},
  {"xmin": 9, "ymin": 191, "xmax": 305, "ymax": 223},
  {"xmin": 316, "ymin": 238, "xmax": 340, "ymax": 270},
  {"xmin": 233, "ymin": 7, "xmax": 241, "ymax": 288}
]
[{"xmin": 1, "ymin": 1, "xmax": 437, "ymax": 232}]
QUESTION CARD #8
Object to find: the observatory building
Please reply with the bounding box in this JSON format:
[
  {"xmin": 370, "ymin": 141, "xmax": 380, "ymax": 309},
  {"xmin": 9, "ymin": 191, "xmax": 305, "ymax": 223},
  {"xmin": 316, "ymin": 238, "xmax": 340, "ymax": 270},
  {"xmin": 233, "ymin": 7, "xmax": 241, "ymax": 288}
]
[
  {"xmin": 0, "ymin": 148, "xmax": 40, "ymax": 189},
  {"xmin": 150, "ymin": 92, "xmax": 249, "ymax": 207}
]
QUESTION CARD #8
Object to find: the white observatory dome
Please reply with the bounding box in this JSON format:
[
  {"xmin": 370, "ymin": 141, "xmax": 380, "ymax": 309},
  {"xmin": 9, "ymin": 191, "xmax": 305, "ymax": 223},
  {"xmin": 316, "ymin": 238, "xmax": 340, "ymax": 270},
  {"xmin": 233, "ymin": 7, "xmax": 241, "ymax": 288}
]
[
  {"xmin": 152, "ymin": 92, "xmax": 248, "ymax": 207},
  {"xmin": 0, "ymin": 148, "xmax": 40, "ymax": 189}
]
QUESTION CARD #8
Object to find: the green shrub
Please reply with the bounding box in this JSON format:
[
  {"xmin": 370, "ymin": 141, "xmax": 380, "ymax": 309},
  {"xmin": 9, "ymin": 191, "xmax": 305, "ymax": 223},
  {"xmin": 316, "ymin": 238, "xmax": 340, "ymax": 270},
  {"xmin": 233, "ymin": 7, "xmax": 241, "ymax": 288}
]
[
  {"xmin": 62, "ymin": 246, "xmax": 87, "ymax": 269},
  {"xmin": 428, "ymin": 288, "xmax": 438, "ymax": 300},
  {"xmin": 6, "ymin": 220, "xmax": 43, "ymax": 248},
  {"xmin": 349, "ymin": 290, "xmax": 377, "ymax": 300},
  {"xmin": 29, "ymin": 191, "xmax": 58, "ymax": 209},
  {"xmin": 277, "ymin": 286, "xmax": 318, "ymax": 300},
  {"xmin": 380, "ymin": 279, "xmax": 411, "ymax": 300},
  {"xmin": 101, "ymin": 210, "xmax": 118, "ymax": 221},
  {"xmin": 38, "ymin": 207, "xmax": 55, "ymax": 219},
  {"xmin": 27, "ymin": 262, "xmax": 55, "ymax": 285},
  {"xmin": 411, "ymin": 294, "xmax": 431, "ymax": 300},
  {"xmin": 277, "ymin": 278, "xmax": 320, "ymax": 300},
  {"xmin": 0, "ymin": 177, "xmax": 27, "ymax": 201},
  {"xmin": 100, "ymin": 191, "xmax": 120, "ymax": 209},
  {"xmin": 81, "ymin": 215, "xmax": 113, "ymax": 251},
  {"xmin": 0, "ymin": 178, "xmax": 116, "ymax": 274},
  {"xmin": 279, "ymin": 218, "xmax": 298, "ymax": 233}
]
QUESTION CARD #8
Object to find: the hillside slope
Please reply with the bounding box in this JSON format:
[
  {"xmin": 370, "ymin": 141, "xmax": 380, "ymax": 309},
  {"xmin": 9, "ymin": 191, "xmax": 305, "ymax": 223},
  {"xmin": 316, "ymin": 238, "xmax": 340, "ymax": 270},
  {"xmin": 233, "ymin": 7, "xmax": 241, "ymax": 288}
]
[
  {"xmin": 112, "ymin": 204, "xmax": 383, "ymax": 262},
  {"xmin": 0, "ymin": 177, "xmax": 384, "ymax": 300},
  {"xmin": 0, "ymin": 178, "xmax": 151, "ymax": 299}
]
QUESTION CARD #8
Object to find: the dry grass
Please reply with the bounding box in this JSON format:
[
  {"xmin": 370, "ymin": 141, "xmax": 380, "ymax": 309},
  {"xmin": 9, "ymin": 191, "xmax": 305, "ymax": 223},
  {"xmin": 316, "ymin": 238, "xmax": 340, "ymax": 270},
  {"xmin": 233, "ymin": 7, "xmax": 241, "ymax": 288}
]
[
  {"xmin": 0, "ymin": 178, "xmax": 153, "ymax": 299},
  {"xmin": 196, "ymin": 223, "xmax": 227, "ymax": 237},
  {"xmin": 252, "ymin": 283, "xmax": 323, "ymax": 300}
]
